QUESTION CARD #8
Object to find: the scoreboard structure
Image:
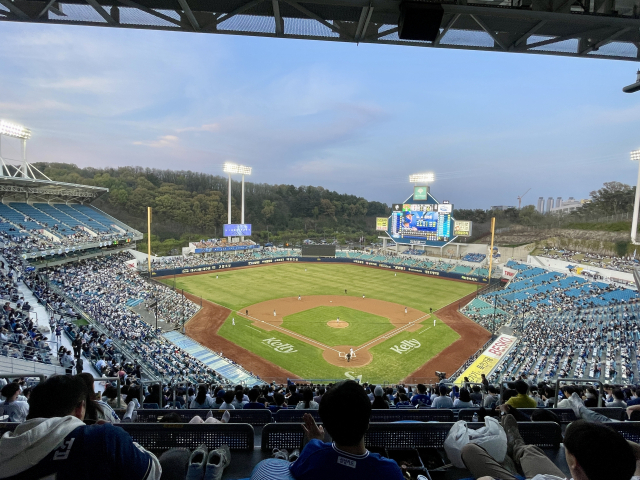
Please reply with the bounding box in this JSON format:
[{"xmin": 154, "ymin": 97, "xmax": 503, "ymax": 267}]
[{"xmin": 384, "ymin": 190, "xmax": 457, "ymax": 247}]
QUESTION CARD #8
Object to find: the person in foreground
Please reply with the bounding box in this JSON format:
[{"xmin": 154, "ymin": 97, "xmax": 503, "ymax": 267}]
[
  {"xmin": 0, "ymin": 375, "xmax": 161, "ymax": 480},
  {"xmin": 461, "ymin": 414, "xmax": 640, "ymax": 480},
  {"xmin": 250, "ymin": 380, "xmax": 404, "ymax": 480}
]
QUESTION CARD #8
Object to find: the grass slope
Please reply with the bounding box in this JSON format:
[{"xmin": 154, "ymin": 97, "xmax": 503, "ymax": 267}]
[{"xmin": 282, "ymin": 306, "xmax": 393, "ymax": 347}]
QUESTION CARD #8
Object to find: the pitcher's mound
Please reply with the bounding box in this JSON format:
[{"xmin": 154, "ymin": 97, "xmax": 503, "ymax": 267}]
[{"xmin": 327, "ymin": 320, "xmax": 349, "ymax": 328}]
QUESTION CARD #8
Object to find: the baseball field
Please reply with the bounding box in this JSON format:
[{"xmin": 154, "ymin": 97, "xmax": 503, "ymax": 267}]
[{"xmin": 161, "ymin": 262, "xmax": 490, "ymax": 383}]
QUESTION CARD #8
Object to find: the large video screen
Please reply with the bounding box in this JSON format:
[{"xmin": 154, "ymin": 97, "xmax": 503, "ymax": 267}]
[
  {"xmin": 301, "ymin": 245, "xmax": 336, "ymax": 257},
  {"xmin": 390, "ymin": 203, "xmax": 452, "ymax": 242}
]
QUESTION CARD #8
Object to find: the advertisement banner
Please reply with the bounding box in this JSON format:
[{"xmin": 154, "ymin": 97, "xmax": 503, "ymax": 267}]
[
  {"xmin": 376, "ymin": 217, "xmax": 389, "ymax": 231},
  {"xmin": 455, "ymin": 334, "xmax": 517, "ymax": 384},
  {"xmin": 501, "ymin": 267, "xmax": 517, "ymax": 280},
  {"xmin": 453, "ymin": 220, "xmax": 472, "ymax": 237},
  {"xmin": 413, "ymin": 186, "xmax": 428, "ymax": 200},
  {"xmin": 391, "ymin": 204, "xmax": 403, "ymax": 213},
  {"xmin": 437, "ymin": 204, "xmax": 453, "ymax": 214},
  {"xmin": 223, "ymin": 224, "xmax": 252, "ymax": 237}
]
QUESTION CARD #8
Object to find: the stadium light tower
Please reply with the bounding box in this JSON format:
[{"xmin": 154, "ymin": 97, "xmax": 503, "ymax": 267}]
[
  {"xmin": 0, "ymin": 120, "xmax": 50, "ymax": 181},
  {"xmin": 223, "ymin": 162, "xmax": 252, "ymax": 241},
  {"xmin": 631, "ymin": 149, "xmax": 640, "ymax": 244}
]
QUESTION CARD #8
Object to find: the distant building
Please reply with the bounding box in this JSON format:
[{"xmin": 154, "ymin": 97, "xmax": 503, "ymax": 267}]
[
  {"xmin": 546, "ymin": 197, "xmax": 554, "ymax": 213},
  {"xmin": 550, "ymin": 197, "xmax": 585, "ymax": 214},
  {"xmin": 490, "ymin": 205, "xmax": 517, "ymax": 211},
  {"xmin": 537, "ymin": 197, "xmax": 544, "ymax": 213}
]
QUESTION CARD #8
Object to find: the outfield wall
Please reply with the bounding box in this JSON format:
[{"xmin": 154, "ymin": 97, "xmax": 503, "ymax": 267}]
[{"xmin": 151, "ymin": 256, "xmax": 490, "ymax": 283}]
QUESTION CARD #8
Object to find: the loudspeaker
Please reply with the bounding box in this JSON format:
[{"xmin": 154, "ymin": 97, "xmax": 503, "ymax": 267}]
[{"xmin": 398, "ymin": 2, "xmax": 445, "ymax": 42}]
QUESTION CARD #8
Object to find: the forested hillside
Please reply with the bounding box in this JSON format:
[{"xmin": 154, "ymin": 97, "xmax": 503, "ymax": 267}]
[{"xmin": 32, "ymin": 163, "xmax": 391, "ymax": 254}]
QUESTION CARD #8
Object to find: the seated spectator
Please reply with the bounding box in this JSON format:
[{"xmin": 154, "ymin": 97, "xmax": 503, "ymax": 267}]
[
  {"xmin": 431, "ymin": 386, "xmax": 454, "ymax": 409},
  {"xmin": 268, "ymin": 392, "xmax": 287, "ymax": 413},
  {"xmin": 606, "ymin": 388, "xmax": 628, "ymax": 408},
  {"xmin": 231, "ymin": 390, "xmax": 247, "ymax": 409},
  {"xmin": 296, "ymin": 388, "xmax": 319, "ymax": 410},
  {"xmin": 371, "ymin": 386, "xmax": 389, "ymax": 409},
  {"xmin": 250, "ymin": 380, "xmax": 404, "ymax": 479},
  {"xmin": 484, "ymin": 386, "xmax": 498, "ymax": 408},
  {"xmin": 0, "ymin": 375, "xmax": 162, "ymax": 479},
  {"xmin": 190, "ymin": 385, "xmax": 215, "ymax": 409},
  {"xmin": 461, "ymin": 416, "xmax": 639, "ymax": 480},
  {"xmin": 583, "ymin": 387, "xmax": 599, "ymax": 408},
  {"xmin": 219, "ymin": 391, "xmax": 235, "ymax": 410},
  {"xmin": 410, "ymin": 384, "xmax": 430, "ymax": 407},
  {"xmin": 244, "ymin": 388, "xmax": 266, "ymax": 409},
  {"xmin": 77, "ymin": 373, "xmax": 119, "ymax": 424},
  {"xmin": 453, "ymin": 388, "xmax": 475, "ymax": 409},
  {"xmin": 505, "ymin": 380, "xmax": 537, "ymax": 408},
  {"xmin": 0, "ymin": 383, "xmax": 29, "ymax": 423},
  {"xmin": 470, "ymin": 385, "xmax": 483, "ymax": 405}
]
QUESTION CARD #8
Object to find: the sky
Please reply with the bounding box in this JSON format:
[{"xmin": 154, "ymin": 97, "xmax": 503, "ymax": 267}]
[{"xmin": 1, "ymin": 21, "xmax": 639, "ymax": 209}]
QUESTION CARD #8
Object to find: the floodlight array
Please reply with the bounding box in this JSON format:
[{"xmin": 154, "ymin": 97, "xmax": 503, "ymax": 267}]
[
  {"xmin": 631, "ymin": 150, "xmax": 640, "ymax": 162},
  {"xmin": 0, "ymin": 120, "xmax": 31, "ymax": 140},
  {"xmin": 409, "ymin": 173, "xmax": 435, "ymax": 183},
  {"xmin": 223, "ymin": 162, "xmax": 252, "ymax": 175}
]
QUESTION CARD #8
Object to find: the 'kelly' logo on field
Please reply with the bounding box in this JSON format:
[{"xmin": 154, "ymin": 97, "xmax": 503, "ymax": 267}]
[
  {"xmin": 390, "ymin": 339, "xmax": 421, "ymax": 354},
  {"xmin": 262, "ymin": 338, "xmax": 298, "ymax": 353}
]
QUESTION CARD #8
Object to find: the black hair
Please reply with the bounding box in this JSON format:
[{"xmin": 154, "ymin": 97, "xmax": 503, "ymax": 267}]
[
  {"xmin": 514, "ymin": 380, "xmax": 529, "ymax": 395},
  {"xmin": 248, "ymin": 389, "xmax": 260, "ymax": 402},
  {"xmin": 488, "ymin": 385, "xmax": 497, "ymax": 394},
  {"xmin": 28, "ymin": 375, "xmax": 88, "ymax": 419},
  {"xmin": 472, "ymin": 385, "xmax": 481, "ymax": 393},
  {"xmin": 613, "ymin": 389, "xmax": 625, "ymax": 400},
  {"xmin": 77, "ymin": 373, "xmax": 102, "ymax": 421},
  {"xmin": 1, "ymin": 382, "xmax": 20, "ymax": 400},
  {"xmin": 417, "ymin": 384, "xmax": 426, "ymax": 394},
  {"xmin": 274, "ymin": 392, "xmax": 285, "ymax": 406},
  {"xmin": 302, "ymin": 387, "xmax": 313, "ymax": 408},
  {"xmin": 459, "ymin": 388, "xmax": 471, "ymax": 402},
  {"xmin": 564, "ymin": 421, "xmax": 635, "ymax": 480},
  {"xmin": 223, "ymin": 390, "xmax": 235, "ymax": 404},
  {"xmin": 235, "ymin": 390, "xmax": 244, "ymax": 402},
  {"xmin": 439, "ymin": 385, "xmax": 448, "ymax": 396},
  {"xmin": 196, "ymin": 385, "xmax": 208, "ymax": 405},
  {"xmin": 502, "ymin": 389, "xmax": 517, "ymax": 402},
  {"xmin": 319, "ymin": 380, "xmax": 370, "ymax": 446},
  {"xmin": 159, "ymin": 412, "xmax": 184, "ymax": 423}
]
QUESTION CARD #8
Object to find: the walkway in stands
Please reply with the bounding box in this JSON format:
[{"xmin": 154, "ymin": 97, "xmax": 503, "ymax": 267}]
[{"xmin": 163, "ymin": 331, "xmax": 262, "ymax": 387}]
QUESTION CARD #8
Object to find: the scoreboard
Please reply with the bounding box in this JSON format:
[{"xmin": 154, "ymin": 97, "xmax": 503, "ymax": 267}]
[{"xmin": 386, "ymin": 191, "xmax": 458, "ymax": 246}]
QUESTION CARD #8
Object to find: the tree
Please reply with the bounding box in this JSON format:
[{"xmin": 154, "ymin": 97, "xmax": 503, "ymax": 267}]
[
  {"xmin": 261, "ymin": 200, "xmax": 276, "ymax": 222},
  {"xmin": 588, "ymin": 181, "xmax": 635, "ymax": 216}
]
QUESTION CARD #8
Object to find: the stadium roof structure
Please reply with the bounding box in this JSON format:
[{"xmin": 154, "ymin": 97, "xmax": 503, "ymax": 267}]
[
  {"xmin": 0, "ymin": 176, "xmax": 108, "ymax": 202},
  {"xmin": 0, "ymin": 0, "xmax": 639, "ymax": 62}
]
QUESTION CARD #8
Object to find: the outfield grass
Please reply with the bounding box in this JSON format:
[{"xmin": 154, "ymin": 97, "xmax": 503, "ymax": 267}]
[
  {"xmin": 164, "ymin": 263, "xmax": 476, "ymax": 312},
  {"xmin": 282, "ymin": 306, "xmax": 393, "ymax": 347},
  {"xmin": 165, "ymin": 263, "xmax": 475, "ymax": 382}
]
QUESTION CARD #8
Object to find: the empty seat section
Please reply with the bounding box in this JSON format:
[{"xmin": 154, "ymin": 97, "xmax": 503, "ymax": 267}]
[
  {"xmin": 33, "ymin": 203, "xmax": 86, "ymax": 230},
  {"xmin": 0, "ymin": 203, "xmax": 42, "ymax": 230},
  {"xmin": 54, "ymin": 204, "xmax": 111, "ymax": 232},
  {"xmin": 70, "ymin": 204, "xmax": 129, "ymax": 231}
]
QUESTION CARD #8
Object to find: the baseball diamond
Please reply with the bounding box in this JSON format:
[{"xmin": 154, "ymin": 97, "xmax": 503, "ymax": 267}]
[{"xmin": 161, "ymin": 262, "xmax": 491, "ymax": 383}]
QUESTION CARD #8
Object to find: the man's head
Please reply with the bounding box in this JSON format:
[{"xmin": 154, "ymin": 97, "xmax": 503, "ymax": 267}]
[
  {"xmin": 319, "ymin": 380, "xmax": 370, "ymax": 447},
  {"xmin": 248, "ymin": 388, "xmax": 260, "ymax": 402},
  {"xmin": 612, "ymin": 389, "xmax": 625, "ymax": 401},
  {"xmin": 514, "ymin": 380, "xmax": 529, "ymax": 395},
  {"xmin": 439, "ymin": 385, "xmax": 448, "ymax": 396},
  {"xmin": 27, "ymin": 375, "xmax": 87, "ymax": 420},
  {"xmin": 417, "ymin": 384, "xmax": 427, "ymax": 394},
  {"xmin": 1, "ymin": 383, "xmax": 20, "ymax": 402},
  {"xmin": 563, "ymin": 421, "xmax": 635, "ymax": 480}
]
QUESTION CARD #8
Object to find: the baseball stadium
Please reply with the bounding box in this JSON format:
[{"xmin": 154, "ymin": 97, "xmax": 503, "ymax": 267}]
[{"xmin": 2, "ymin": 2, "xmax": 640, "ymax": 476}]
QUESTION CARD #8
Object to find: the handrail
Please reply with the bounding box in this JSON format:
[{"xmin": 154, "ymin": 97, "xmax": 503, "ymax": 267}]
[
  {"xmin": 0, "ymin": 372, "xmax": 47, "ymax": 384},
  {"xmin": 553, "ymin": 377, "xmax": 604, "ymax": 408}
]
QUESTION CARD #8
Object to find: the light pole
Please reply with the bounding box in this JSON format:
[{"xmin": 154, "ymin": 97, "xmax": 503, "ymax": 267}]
[
  {"xmin": 631, "ymin": 150, "xmax": 640, "ymax": 244},
  {"xmin": 223, "ymin": 163, "xmax": 252, "ymax": 241}
]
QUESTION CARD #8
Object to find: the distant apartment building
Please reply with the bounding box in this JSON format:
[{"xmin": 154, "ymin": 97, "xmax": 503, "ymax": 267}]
[
  {"xmin": 537, "ymin": 197, "xmax": 544, "ymax": 213},
  {"xmin": 550, "ymin": 197, "xmax": 586, "ymax": 214},
  {"xmin": 546, "ymin": 197, "xmax": 554, "ymax": 213}
]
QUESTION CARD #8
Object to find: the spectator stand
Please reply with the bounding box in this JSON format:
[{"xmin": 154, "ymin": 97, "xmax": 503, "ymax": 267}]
[
  {"xmin": 115, "ymin": 408, "xmax": 274, "ymax": 426},
  {"xmin": 553, "ymin": 377, "xmax": 605, "ymax": 407}
]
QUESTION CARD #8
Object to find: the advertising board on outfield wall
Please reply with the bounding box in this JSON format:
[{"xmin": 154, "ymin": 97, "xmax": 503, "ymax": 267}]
[
  {"xmin": 454, "ymin": 334, "xmax": 518, "ymax": 384},
  {"xmin": 150, "ymin": 256, "xmax": 490, "ymax": 284}
]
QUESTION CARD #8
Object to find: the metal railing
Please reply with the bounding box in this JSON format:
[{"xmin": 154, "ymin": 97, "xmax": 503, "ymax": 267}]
[{"xmin": 553, "ymin": 378, "xmax": 604, "ymax": 408}]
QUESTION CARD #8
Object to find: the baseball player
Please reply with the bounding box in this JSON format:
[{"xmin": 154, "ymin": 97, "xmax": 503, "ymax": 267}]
[
  {"xmin": 232, "ymin": 318, "xmax": 235, "ymax": 326},
  {"xmin": 346, "ymin": 352, "xmax": 351, "ymax": 363},
  {"xmin": 273, "ymin": 309, "xmax": 276, "ymax": 317},
  {"xmin": 362, "ymin": 294, "xmax": 365, "ymax": 299},
  {"xmin": 404, "ymin": 306, "xmax": 407, "ymax": 314},
  {"xmin": 434, "ymin": 318, "xmax": 436, "ymax": 327},
  {"xmin": 298, "ymin": 295, "xmax": 301, "ymax": 300},
  {"xmin": 349, "ymin": 347, "xmax": 355, "ymax": 357},
  {"xmin": 336, "ymin": 317, "xmax": 340, "ymax": 324}
]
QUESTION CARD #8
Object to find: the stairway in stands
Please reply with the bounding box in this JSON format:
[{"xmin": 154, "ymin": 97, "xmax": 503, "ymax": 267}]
[{"xmin": 163, "ymin": 331, "xmax": 263, "ymax": 387}]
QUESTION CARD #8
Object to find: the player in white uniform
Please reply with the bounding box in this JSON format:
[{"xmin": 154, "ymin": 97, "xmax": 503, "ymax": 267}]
[
  {"xmin": 404, "ymin": 307, "xmax": 407, "ymax": 314},
  {"xmin": 274, "ymin": 309, "xmax": 276, "ymax": 317},
  {"xmin": 232, "ymin": 318, "xmax": 235, "ymax": 325},
  {"xmin": 434, "ymin": 318, "xmax": 436, "ymax": 327}
]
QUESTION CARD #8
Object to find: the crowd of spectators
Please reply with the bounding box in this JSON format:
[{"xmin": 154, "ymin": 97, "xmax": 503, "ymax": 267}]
[
  {"xmin": 193, "ymin": 238, "xmax": 256, "ymax": 249},
  {"xmin": 150, "ymin": 249, "xmax": 301, "ymax": 271},
  {"xmin": 540, "ymin": 247, "xmax": 640, "ymax": 274}
]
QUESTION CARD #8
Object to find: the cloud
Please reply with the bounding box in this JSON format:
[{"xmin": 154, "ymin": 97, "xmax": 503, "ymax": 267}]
[
  {"xmin": 177, "ymin": 123, "xmax": 221, "ymax": 133},
  {"xmin": 133, "ymin": 135, "xmax": 179, "ymax": 148}
]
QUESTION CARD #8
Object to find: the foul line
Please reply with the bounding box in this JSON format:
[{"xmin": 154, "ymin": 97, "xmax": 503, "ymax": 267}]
[
  {"xmin": 245, "ymin": 325, "xmax": 262, "ymax": 333},
  {"xmin": 355, "ymin": 313, "xmax": 430, "ymax": 352},
  {"xmin": 418, "ymin": 326, "xmax": 432, "ymax": 335},
  {"xmin": 238, "ymin": 311, "xmax": 342, "ymax": 354}
]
